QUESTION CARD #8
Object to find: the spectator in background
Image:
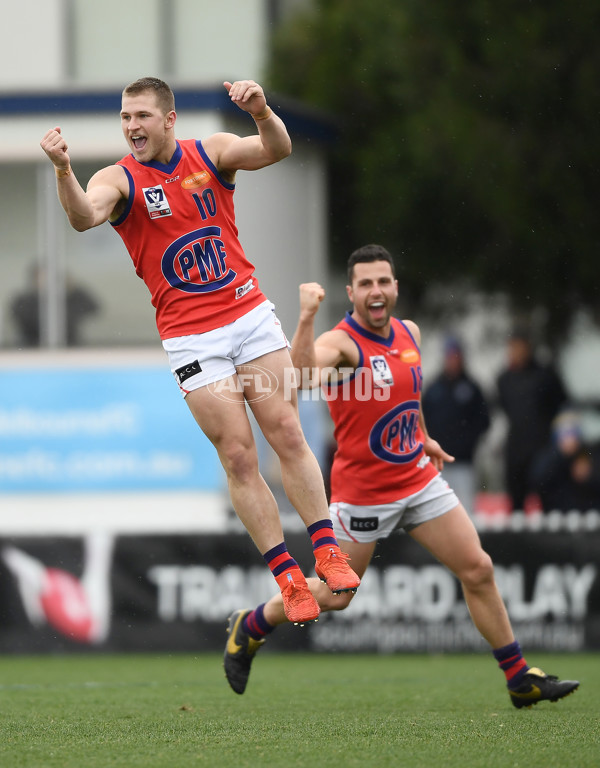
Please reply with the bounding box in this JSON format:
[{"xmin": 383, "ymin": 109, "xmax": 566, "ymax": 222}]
[
  {"xmin": 496, "ymin": 329, "xmax": 568, "ymax": 512},
  {"xmin": 530, "ymin": 410, "xmax": 600, "ymax": 512},
  {"xmin": 422, "ymin": 335, "xmax": 490, "ymax": 514},
  {"xmin": 10, "ymin": 264, "xmax": 99, "ymax": 347}
]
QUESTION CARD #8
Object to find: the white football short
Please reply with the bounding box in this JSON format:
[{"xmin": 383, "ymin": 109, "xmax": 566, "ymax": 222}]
[
  {"xmin": 162, "ymin": 300, "xmax": 289, "ymax": 396},
  {"xmin": 330, "ymin": 474, "xmax": 459, "ymax": 544}
]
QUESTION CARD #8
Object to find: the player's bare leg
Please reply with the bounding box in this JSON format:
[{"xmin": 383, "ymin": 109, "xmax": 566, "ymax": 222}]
[
  {"xmin": 408, "ymin": 504, "xmax": 513, "ymax": 648},
  {"xmin": 410, "ymin": 504, "xmax": 579, "ymax": 707},
  {"xmin": 186, "ymin": 380, "xmax": 320, "ymax": 624},
  {"xmin": 242, "ymin": 348, "xmax": 360, "ymax": 595},
  {"xmin": 242, "ymin": 348, "xmax": 332, "ymax": 529},
  {"xmin": 186, "ymin": 382, "xmax": 284, "ymax": 552}
]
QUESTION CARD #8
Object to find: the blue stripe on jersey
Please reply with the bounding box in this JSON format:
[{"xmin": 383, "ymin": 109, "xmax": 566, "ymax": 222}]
[
  {"xmin": 109, "ymin": 166, "xmax": 135, "ymax": 227},
  {"xmin": 195, "ymin": 140, "xmax": 235, "ymax": 190}
]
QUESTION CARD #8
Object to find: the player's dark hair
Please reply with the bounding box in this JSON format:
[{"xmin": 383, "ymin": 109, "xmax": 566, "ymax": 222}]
[
  {"xmin": 347, "ymin": 244, "xmax": 396, "ymax": 283},
  {"xmin": 122, "ymin": 77, "xmax": 175, "ymax": 115}
]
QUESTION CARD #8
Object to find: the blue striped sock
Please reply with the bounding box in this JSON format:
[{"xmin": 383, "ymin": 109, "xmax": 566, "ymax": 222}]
[
  {"xmin": 307, "ymin": 519, "xmax": 338, "ymax": 551},
  {"xmin": 263, "ymin": 542, "xmax": 299, "ymax": 578},
  {"xmin": 243, "ymin": 603, "xmax": 275, "ymax": 640},
  {"xmin": 493, "ymin": 641, "xmax": 530, "ymax": 688}
]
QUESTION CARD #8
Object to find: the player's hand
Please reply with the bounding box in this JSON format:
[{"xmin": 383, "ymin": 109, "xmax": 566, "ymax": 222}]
[
  {"xmin": 223, "ymin": 80, "xmax": 267, "ymax": 116},
  {"xmin": 423, "ymin": 436, "xmax": 455, "ymax": 472},
  {"xmin": 40, "ymin": 126, "xmax": 71, "ymax": 171},
  {"xmin": 299, "ymin": 282, "xmax": 325, "ymax": 317}
]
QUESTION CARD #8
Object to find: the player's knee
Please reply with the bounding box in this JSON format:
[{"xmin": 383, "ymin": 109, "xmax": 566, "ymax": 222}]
[
  {"xmin": 459, "ymin": 550, "xmax": 495, "ymax": 592},
  {"xmin": 268, "ymin": 413, "xmax": 306, "ymax": 456},
  {"xmin": 219, "ymin": 441, "xmax": 258, "ymax": 482}
]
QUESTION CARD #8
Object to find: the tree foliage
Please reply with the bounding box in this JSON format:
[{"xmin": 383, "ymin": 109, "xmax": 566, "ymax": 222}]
[{"xmin": 267, "ymin": 0, "xmax": 600, "ymax": 339}]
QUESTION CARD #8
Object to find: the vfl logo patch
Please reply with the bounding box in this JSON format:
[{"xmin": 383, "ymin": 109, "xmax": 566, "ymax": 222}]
[
  {"xmin": 350, "ymin": 516, "xmax": 378, "ymax": 532},
  {"xmin": 161, "ymin": 227, "xmax": 237, "ymax": 294},
  {"xmin": 143, "ymin": 184, "xmax": 172, "ymax": 218},
  {"xmin": 174, "ymin": 360, "xmax": 202, "ymax": 385},
  {"xmin": 370, "ymin": 355, "xmax": 393, "ymax": 386},
  {"xmin": 369, "ymin": 400, "xmax": 422, "ymax": 464}
]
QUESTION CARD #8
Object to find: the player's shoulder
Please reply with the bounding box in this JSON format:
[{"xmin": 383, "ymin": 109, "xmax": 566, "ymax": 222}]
[
  {"xmin": 202, "ymin": 131, "xmax": 240, "ymax": 153},
  {"xmin": 319, "ymin": 326, "xmax": 352, "ymax": 346},
  {"xmin": 87, "ymin": 163, "xmax": 128, "ymax": 192},
  {"xmin": 90, "ymin": 162, "xmax": 127, "ymax": 179},
  {"xmin": 317, "ymin": 327, "xmax": 360, "ymax": 368},
  {"xmin": 398, "ymin": 317, "xmax": 421, "ymax": 344}
]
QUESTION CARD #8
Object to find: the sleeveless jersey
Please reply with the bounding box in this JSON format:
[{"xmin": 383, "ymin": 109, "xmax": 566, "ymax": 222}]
[
  {"xmin": 325, "ymin": 313, "xmax": 439, "ymax": 505},
  {"xmin": 110, "ymin": 139, "xmax": 266, "ymax": 339}
]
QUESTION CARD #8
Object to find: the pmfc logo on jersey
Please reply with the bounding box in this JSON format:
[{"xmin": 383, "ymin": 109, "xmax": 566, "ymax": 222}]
[
  {"xmin": 161, "ymin": 226, "xmax": 237, "ymax": 293},
  {"xmin": 143, "ymin": 184, "xmax": 172, "ymax": 219},
  {"xmin": 369, "ymin": 400, "xmax": 422, "ymax": 464}
]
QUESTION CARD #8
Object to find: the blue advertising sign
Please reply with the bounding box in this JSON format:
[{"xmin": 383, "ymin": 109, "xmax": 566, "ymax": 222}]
[{"xmin": 0, "ymin": 366, "xmax": 224, "ymax": 492}]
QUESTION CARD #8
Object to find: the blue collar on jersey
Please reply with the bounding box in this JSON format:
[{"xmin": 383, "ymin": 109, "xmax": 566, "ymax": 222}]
[
  {"xmin": 128, "ymin": 140, "xmax": 235, "ymax": 191},
  {"xmin": 131, "ymin": 141, "xmax": 183, "ymax": 174},
  {"xmin": 344, "ymin": 311, "xmax": 396, "ymax": 347}
]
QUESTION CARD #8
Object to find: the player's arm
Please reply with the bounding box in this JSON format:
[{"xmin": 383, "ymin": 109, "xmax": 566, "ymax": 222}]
[
  {"xmin": 40, "ymin": 127, "xmax": 127, "ymax": 231},
  {"xmin": 405, "ymin": 317, "xmax": 456, "ymax": 471},
  {"xmin": 291, "ymin": 282, "xmax": 358, "ymax": 389},
  {"xmin": 203, "ymin": 80, "xmax": 292, "ymax": 176}
]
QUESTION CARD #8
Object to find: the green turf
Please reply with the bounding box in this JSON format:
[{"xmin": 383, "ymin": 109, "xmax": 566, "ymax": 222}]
[{"xmin": 0, "ymin": 652, "xmax": 597, "ymax": 768}]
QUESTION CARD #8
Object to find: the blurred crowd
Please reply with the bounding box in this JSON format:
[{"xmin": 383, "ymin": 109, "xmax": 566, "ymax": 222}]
[{"xmin": 422, "ymin": 329, "xmax": 600, "ymax": 516}]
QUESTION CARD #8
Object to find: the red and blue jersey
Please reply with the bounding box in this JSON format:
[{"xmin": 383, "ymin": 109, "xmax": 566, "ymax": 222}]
[
  {"xmin": 111, "ymin": 139, "xmax": 266, "ymax": 339},
  {"xmin": 325, "ymin": 313, "xmax": 438, "ymax": 505}
]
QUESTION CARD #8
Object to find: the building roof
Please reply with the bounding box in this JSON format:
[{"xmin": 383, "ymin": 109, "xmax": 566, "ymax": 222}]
[{"xmin": 0, "ymin": 87, "xmax": 336, "ymax": 143}]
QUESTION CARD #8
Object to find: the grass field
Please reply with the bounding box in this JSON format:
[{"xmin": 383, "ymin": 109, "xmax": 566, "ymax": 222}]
[{"xmin": 0, "ymin": 652, "xmax": 597, "ymax": 768}]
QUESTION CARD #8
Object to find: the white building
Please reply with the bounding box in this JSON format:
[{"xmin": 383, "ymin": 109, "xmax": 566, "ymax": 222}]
[{"xmin": 0, "ymin": 0, "xmax": 329, "ymax": 348}]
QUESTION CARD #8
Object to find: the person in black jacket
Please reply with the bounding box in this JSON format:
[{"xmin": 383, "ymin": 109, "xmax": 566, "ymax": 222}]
[
  {"xmin": 530, "ymin": 410, "xmax": 600, "ymax": 512},
  {"xmin": 10, "ymin": 264, "xmax": 99, "ymax": 347},
  {"xmin": 422, "ymin": 336, "xmax": 490, "ymax": 514},
  {"xmin": 497, "ymin": 330, "xmax": 568, "ymax": 512}
]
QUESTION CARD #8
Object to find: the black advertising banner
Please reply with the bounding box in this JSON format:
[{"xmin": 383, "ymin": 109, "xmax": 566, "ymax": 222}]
[
  {"xmin": 310, "ymin": 531, "xmax": 600, "ymax": 653},
  {"xmin": 0, "ymin": 531, "xmax": 598, "ymax": 653}
]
